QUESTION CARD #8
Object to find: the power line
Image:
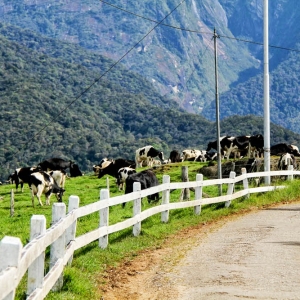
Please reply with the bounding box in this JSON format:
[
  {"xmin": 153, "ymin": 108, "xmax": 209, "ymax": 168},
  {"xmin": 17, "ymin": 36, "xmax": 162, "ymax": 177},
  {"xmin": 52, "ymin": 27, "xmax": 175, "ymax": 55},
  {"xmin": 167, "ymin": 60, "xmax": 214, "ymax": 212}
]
[{"xmin": 99, "ymin": 0, "xmax": 211, "ymax": 35}]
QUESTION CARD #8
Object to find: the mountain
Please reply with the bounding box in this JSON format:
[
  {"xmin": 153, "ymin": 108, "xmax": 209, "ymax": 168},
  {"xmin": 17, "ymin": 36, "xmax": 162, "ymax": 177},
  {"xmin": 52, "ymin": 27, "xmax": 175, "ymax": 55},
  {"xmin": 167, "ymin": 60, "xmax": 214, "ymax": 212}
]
[
  {"xmin": 1, "ymin": 0, "xmax": 300, "ymax": 135},
  {"xmin": 0, "ymin": 26, "xmax": 299, "ymax": 180}
]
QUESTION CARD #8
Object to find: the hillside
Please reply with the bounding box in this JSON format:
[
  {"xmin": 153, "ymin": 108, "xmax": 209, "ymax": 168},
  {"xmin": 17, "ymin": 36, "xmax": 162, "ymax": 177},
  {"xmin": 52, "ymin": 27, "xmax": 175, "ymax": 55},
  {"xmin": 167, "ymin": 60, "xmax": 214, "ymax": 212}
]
[{"xmin": 0, "ymin": 28, "xmax": 300, "ymax": 180}]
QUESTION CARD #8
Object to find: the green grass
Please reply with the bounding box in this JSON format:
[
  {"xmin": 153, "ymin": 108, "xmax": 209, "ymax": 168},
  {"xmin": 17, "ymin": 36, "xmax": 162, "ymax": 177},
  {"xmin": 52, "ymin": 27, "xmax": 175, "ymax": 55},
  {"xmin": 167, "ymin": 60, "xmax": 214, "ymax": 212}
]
[{"xmin": 1, "ymin": 162, "xmax": 300, "ymax": 299}]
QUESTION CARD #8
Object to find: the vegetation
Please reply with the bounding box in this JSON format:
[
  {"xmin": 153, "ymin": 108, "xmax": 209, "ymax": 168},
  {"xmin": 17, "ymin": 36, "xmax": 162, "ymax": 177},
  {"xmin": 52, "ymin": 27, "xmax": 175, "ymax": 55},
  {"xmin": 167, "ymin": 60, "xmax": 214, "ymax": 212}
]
[
  {"xmin": 0, "ymin": 25, "xmax": 300, "ymax": 181},
  {"xmin": 1, "ymin": 162, "xmax": 300, "ymax": 299}
]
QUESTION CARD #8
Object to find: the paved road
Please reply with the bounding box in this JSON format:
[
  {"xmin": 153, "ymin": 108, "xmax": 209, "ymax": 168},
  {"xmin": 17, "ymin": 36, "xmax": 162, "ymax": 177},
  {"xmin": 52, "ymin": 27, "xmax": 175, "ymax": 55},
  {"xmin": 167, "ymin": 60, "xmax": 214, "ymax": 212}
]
[{"xmin": 167, "ymin": 202, "xmax": 300, "ymax": 300}]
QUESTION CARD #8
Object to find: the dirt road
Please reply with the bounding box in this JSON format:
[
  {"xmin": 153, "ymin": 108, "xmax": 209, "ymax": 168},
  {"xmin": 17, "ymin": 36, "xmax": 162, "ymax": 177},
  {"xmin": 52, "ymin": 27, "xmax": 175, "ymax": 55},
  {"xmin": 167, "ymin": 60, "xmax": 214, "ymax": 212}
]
[{"xmin": 100, "ymin": 202, "xmax": 300, "ymax": 300}]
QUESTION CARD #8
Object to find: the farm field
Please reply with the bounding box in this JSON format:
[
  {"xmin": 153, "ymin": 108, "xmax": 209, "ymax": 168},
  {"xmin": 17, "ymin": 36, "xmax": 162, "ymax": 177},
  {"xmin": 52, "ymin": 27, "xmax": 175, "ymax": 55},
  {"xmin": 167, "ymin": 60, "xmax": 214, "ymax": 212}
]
[{"xmin": 0, "ymin": 160, "xmax": 299, "ymax": 299}]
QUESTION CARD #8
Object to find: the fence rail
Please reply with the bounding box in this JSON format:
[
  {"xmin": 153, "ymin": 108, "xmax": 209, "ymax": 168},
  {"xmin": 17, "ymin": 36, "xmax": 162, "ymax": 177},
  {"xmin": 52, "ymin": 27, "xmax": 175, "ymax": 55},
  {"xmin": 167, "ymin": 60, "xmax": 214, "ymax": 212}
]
[{"xmin": 0, "ymin": 167, "xmax": 299, "ymax": 300}]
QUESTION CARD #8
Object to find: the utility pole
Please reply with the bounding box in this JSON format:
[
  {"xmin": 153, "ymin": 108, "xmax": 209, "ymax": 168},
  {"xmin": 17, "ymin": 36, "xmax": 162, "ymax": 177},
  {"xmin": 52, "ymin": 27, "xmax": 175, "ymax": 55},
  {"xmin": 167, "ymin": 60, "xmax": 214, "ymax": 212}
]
[
  {"xmin": 263, "ymin": 0, "xmax": 271, "ymax": 184},
  {"xmin": 213, "ymin": 28, "xmax": 222, "ymax": 195}
]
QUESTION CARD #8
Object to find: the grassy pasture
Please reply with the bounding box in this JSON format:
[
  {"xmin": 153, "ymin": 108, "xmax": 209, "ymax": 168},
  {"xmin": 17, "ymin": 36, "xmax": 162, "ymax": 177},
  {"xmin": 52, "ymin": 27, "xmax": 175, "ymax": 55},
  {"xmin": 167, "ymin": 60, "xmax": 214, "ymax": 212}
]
[{"xmin": 0, "ymin": 161, "xmax": 299, "ymax": 299}]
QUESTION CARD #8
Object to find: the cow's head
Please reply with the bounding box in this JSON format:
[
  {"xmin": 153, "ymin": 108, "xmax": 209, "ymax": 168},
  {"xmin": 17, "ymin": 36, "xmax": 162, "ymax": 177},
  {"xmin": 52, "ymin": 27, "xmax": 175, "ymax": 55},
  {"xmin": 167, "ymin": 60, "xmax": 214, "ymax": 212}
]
[{"xmin": 158, "ymin": 151, "xmax": 164, "ymax": 161}]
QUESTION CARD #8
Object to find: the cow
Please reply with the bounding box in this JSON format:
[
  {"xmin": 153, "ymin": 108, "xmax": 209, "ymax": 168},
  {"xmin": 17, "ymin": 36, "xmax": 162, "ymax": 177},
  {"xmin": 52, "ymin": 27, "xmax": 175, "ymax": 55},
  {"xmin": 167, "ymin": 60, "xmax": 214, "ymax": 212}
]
[
  {"xmin": 38, "ymin": 158, "xmax": 83, "ymax": 177},
  {"xmin": 28, "ymin": 171, "xmax": 65, "ymax": 207},
  {"xmin": 124, "ymin": 169, "xmax": 159, "ymax": 208},
  {"xmin": 277, "ymin": 153, "xmax": 296, "ymax": 170},
  {"xmin": 98, "ymin": 158, "xmax": 136, "ymax": 180},
  {"xmin": 169, "ymin": 150, "xmax": 182, "ymax": 163},
  {"xmin": 116, "ymin": 167, "xmax": 136, "ymax": 191},
  {"xmin": 270, "ymin": 143, "xmax": 294, "ymax": 156},
  {"xmin": 249, "ymin": 134, "xmax": 264, "ymax": 158},
  {"xmin": 181, "ymin": 149, "xmax": 202, "ymax": 161},
  {"xmin": 288, "ymin": 144, "xmax": 300, "ymax": 157},
  {"xmin": 135, "ymin": 146, "xmax": 164, "ymax": 168},
  {"xmin": 8, "ymin": 166, "xmax": 41, "ymax": 192},
  {"xmin": 93, "ymin": 158, "xmax": 113, "ymax": 174},
  {"xmin": 48, "ymin": 170, "xmax": 67, "ymax": 189},
  {"xmin": 194, "ymin": 150, "xmax": 209, "ymax": 162}
]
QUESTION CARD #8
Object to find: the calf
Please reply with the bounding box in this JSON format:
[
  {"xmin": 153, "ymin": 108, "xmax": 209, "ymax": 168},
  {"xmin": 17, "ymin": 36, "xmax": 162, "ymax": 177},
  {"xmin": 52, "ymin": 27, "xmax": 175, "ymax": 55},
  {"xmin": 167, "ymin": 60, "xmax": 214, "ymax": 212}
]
[
  {"xmin": 29, "ymin": 171, "xmax": 65, "ymax": 207},
  {"xmin": 135, "ymin": 145, "xmax": 164, "ymax": 168},
  {"xmin": 116, "ymin": 167, "xmax": 136, "ymax": 191},
  {"xmin": 124, "ymin": 169, "xmax": 159, "ymax": 208}
]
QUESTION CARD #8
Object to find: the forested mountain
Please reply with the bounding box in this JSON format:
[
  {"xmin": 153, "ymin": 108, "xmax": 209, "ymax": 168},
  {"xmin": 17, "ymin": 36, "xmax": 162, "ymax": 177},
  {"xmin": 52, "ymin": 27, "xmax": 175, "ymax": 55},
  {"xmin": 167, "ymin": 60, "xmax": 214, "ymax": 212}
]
[
  {"xmin": 0, "ymin": 27, "xmax": 299, "ymax": 180},
  {"xmin": 1, "ymin": 0, "xmax": 300, "ymax": 134},
  {"xmin": 1, "ymin": 1, "xmax": 300, "ymax": 179}
]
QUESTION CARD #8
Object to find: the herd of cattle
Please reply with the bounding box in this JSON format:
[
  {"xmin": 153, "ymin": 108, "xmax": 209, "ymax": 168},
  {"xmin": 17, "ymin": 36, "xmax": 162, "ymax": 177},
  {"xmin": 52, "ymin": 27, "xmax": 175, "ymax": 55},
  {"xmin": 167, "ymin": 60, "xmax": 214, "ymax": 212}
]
[{"xmin": 3, "ymin": 134, "xmax": 300, "ymax": 207}]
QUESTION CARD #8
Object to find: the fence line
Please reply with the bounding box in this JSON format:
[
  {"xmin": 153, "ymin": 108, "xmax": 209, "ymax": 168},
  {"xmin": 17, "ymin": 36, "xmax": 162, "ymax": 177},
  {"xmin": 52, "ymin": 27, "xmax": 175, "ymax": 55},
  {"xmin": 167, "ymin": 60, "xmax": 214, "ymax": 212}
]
[{"xmin": 0, "ymin": 166, "xmax": 299, "ymax": 299}]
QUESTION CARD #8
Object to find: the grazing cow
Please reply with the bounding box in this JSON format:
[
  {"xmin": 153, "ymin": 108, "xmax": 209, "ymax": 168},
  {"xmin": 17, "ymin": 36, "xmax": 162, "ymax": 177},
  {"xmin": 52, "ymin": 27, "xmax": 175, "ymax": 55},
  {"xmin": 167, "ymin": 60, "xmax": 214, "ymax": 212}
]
[
  {"xmin": 194, "ymin": 150, "xmax": 209, "ymax": 162},
  {"xmin": 169, "ymin": 150, "xmax": 182, "ymax": 163},
  {"xmin": 249, "ymin": 134, "xmax": 264, "ymax": 157},
  {"xmin": 8, "ymin": 166, "xmax": 41, "ymax": 192},
  {"xmin": 124, "ymin": 169, "xmax": 159, "ymax": 208},
  {"xmin": 116, "ymin": 167, "xmax": 136, "ymax": 191},
  {"xmin": 181, "ymin": 149, "xmax": 202, "ymax": 161},
  {"xmin": 278, "ymin": 153, "xmax": 296, "ymax": 170},
  {"xmin": 48, "ymin": 170, "xmax": 67, "ymax": 189},
  {"xmin": 38, "ymin": 158, "xmax": 83, "ymax": 177},
  {"xmin": 93, "ymin": 158, "xmax": 113, "ymax": 174},
  {"xmin": 98, "ymin": 158, "xmax": 136, "ymax": 179},
  {"xmin": 270, "ymin": 143, "xmax": 294, "ymax": 156},
  {"xmin": 29, "ymin": 171, "xmax": 65, "ymax": 207},
  {"xmin": 223, "ymin": 136, "xmax": 250, "ymax": 159},
  {"xmin": 135, "ymin": 146, "xmax": 164, "ymax": 168}
]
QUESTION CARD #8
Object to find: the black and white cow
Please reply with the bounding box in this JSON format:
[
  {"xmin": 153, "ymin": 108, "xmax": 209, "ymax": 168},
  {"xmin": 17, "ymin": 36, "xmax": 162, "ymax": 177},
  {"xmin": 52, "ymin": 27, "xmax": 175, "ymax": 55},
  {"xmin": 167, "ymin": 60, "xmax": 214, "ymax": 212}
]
[
  {"xmin": 8, "ymin": 166, "xmax": 41, "ymax": 192},
  {"xmin": 124, "ymin": 169, "xmax": 159, "ymax": 208},
  {"xmin": 48, "ymin": 170, "xmax": 67, "ymax": 189},
  {"xmin": 288, "ymin": 144, "xmax": 300, "ymax": 157},
  {"xmin": 98, "ymin": 158, "xmax": 136, "ymax": 179},
  {"xmin": 28, "ymin": 171, "xmax": 65, "ymax": 207},
  {"xmin": 181, "ymin": 149, "xmax": 202, "ymax": 161},
  {"xmin": 135, "ymin": 146, "xmax": 164, "ymax": 168},
  {"xmin": 38, "ymin": 158, "xmax": 83, "ymax": 177},
  {"xmin": 93, "ymin": 158, "xmax": 113, "ymax": 175},
  {"xmin": 277, "ymin": 153, "xmax": 296, "ymax": 170},
  {"xmin": 169, "ymin": 150, "xmax": 182, "ymax": 163},
  {"xmin": 270, "ymin": 143, "xmax": 294, "ymax": 156},
  {"xmin": 249, "ymin": 134, "xmax": 264, "ymax": 157},
  {"xmin": 116, "ymin": 167, "xmax": 136, "ymax": 191}
]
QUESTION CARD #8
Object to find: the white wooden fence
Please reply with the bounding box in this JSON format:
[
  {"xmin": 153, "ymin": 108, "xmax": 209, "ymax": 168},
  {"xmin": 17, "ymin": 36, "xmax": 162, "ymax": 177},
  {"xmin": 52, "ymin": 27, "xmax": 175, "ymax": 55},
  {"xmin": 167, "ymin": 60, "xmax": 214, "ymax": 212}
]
[{"xmin": 0, "ymin": 166, "xmax": 298, "ymax": 300}]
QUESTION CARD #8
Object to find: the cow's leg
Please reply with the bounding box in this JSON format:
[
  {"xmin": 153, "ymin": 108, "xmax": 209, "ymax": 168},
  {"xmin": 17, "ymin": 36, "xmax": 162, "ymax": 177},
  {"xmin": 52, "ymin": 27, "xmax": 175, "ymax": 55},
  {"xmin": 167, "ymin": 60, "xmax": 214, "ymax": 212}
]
[
  {"xmin": 21, "ymin": 182, "xmax": 24, "ymax": 193},
  {"xmin": 45, "ymin": 190, "xmax": 52, "ymax": 205},
  {"xmin": 31, "ymin": 189, "xmax": 35, "ymax": 208}
]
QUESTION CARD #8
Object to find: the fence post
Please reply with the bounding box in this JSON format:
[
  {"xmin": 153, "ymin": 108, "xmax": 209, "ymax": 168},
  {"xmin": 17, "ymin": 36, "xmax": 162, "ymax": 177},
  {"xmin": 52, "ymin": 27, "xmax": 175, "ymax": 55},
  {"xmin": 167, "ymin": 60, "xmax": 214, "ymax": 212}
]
[
  {"xmin": 161, "ymin": 175, "xmax": 170, "ymax": 223},
  {"xmin": 133, "ymin": 182, "xmax": 141, "ymax": 236},
  {"xmin": 288, "ymin": 165, "xmax": 294, "ymax": 181},
  {"xmin": 27, "ymin": 215, "xmax": 46, "ymax": 296},
  {"xmin": 50, "ymin": 203, "xmax": 66, "ymax": 292},
  {"xmin": 0, "ymin": 236, "xmax": 22, "ymax": 300},
  {"xmin": 10, "ymin": 189, "xmax": 14, "ymax": 217},
  {"xmin": 225, "ymin": 171, "xmax": 236, "ymax": 208},
  {"xmin": 106, "ymin": 177, "xmax": 109, "ymax": 190},
  {"xmin": 99, "ymin": 189, "xmax": 109, "ymax": 249},
  {"xmin": 180, "ymin": 166, "xmax": 190, "ymax": 201},
  {"xmin": 194, "ymin": 174, "xmax": 203, "ymax": 215},
  {"xmin": 66, "ymin": 195, "xmax": 80, "ymax": 265},
  {"xmin": 241, "ymin": 168, "xmax": 249, "ymax": 199}
]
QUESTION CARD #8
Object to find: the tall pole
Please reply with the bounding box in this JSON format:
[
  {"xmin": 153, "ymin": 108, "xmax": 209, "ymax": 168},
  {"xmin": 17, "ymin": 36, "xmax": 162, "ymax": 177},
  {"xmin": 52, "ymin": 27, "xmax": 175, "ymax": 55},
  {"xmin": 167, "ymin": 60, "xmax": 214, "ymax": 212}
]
[
  {"xmin": 263, "ymin": 0, "xmax": 270, "ymax": 184},
  {"xmin": 213, "ymin": 28, "xmax": 222, "ymax": 195}
]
